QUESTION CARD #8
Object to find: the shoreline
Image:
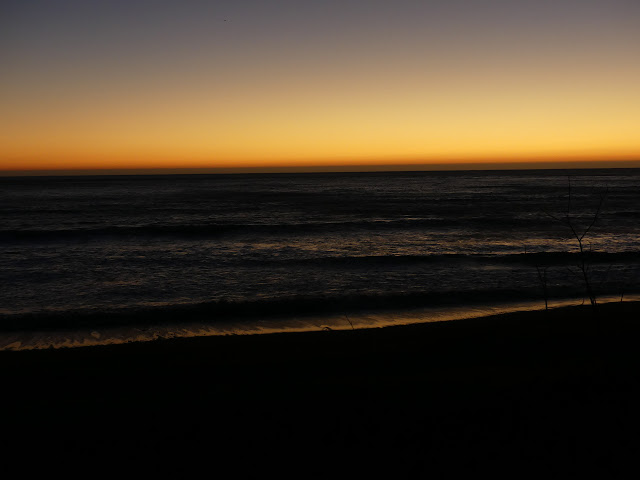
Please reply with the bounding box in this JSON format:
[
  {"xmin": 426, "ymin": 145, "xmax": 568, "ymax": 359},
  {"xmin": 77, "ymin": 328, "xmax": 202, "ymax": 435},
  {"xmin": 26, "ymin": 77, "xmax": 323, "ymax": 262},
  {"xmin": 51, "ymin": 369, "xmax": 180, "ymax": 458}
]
[
  {"xmin": 2, "ymin": 295, "xmax": 639, "ymax": 351},
  {"xmin": 4, "ymin": 299, "xmax": 639, "ymax": 359}
]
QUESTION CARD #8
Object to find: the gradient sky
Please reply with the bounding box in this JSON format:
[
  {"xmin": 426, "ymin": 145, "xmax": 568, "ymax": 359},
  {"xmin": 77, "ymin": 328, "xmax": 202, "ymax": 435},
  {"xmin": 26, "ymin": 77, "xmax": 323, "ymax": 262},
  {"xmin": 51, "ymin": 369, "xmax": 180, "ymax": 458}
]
[{"xmin": 1, "ymin": 0, "xmax": 639, "ymax": 172}]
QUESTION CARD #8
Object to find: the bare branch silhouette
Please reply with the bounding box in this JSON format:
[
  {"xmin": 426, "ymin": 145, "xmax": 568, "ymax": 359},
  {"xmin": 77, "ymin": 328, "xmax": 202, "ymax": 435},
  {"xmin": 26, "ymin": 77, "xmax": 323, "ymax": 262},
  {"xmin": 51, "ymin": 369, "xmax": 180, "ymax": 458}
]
[{"xmin": 544, "ymin": 176, "xmax": 608, "ymax": 307}]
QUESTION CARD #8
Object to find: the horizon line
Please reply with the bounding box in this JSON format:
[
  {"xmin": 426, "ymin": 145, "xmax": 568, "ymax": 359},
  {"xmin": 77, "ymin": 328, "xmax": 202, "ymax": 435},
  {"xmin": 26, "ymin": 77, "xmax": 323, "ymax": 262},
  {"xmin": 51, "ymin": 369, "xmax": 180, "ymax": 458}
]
[{"xmin": 2, "ymin": 159, "xmax": 640, "ymax": 177}]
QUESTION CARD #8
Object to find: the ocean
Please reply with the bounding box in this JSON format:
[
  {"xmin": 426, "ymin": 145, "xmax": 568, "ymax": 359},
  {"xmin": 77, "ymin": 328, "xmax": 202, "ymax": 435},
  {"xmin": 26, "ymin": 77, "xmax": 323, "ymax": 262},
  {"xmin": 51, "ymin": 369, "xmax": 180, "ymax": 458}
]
[{"xmin": 1, "ymin": 168, "xmax": 639, "ymax": 348}]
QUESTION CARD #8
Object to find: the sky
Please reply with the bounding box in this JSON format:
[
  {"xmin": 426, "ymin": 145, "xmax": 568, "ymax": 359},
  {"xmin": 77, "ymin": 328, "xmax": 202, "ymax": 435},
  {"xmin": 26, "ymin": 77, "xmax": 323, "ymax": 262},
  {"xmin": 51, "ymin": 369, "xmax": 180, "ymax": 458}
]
[{"xmin": 1, "ymin": 0, "xmax": 639, "ymax": 173}]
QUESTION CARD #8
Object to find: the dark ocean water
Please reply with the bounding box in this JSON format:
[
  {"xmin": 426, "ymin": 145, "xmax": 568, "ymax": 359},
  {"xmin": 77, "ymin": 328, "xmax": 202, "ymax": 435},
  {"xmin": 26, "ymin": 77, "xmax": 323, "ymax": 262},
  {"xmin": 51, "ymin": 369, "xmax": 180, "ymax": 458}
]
[{"xmin": 1, "ymin": 169, "xmax": 639, "ymax": 343}]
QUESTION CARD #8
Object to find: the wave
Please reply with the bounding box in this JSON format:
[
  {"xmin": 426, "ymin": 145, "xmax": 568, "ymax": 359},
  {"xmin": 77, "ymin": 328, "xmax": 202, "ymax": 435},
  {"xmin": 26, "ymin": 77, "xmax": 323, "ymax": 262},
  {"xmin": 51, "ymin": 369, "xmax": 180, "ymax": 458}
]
[
  {"xmin": 218, "ymin": 251, "xmax": 640, "ymax": 267},
  {"xmin": 0, "ymin": 222, "xmax": 435, "ymax": 242},
  {"xmin": 0, "ymin": 290, "xmax": 529, "ymax": 332},
  {"xmin": 0, "ymin": 216, "xmax": 620, "ymax": 242},
  {"xmin": 1, "ymin": 283, "xmax": 636, "ymax": 334}
]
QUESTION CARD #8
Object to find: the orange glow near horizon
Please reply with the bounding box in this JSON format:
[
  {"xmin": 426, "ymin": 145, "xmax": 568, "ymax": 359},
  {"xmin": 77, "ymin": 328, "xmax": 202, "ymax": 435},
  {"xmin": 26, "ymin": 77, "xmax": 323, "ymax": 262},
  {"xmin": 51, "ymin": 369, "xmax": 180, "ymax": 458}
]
[
  {"xmin": 2, "ymin": 1, "xmax": 639, "ymax": 173},
  {"xmin": 2, "ymin": 151, "xmax": 640, "ymax": 173}
]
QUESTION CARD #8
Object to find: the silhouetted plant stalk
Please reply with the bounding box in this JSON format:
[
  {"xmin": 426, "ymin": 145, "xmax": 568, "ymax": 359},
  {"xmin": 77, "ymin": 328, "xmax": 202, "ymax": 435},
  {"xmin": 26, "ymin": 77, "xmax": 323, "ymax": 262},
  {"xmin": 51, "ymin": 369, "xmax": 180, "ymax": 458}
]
[
  {"xmin": 535, "ymin": 263, "xmax": 550, "ymax": 310},
  {"xmin": 525, "ymin": 245, "xmax": 550, "ymax": 310},
  {"xmin": 345, "ymin": 314, "xmax": 355, "ymax": 330},
  {"xmin": 544, "ymin": 177, "xmax": 608, "ymax": 308}
]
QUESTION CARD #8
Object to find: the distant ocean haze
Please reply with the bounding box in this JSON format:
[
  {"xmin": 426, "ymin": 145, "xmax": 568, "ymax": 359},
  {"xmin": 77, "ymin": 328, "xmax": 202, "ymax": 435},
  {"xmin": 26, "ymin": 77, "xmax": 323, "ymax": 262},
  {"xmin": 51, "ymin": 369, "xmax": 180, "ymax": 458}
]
[{"xmin": 0, "ymin": 169, "xmax": 639, "ymax": 330}]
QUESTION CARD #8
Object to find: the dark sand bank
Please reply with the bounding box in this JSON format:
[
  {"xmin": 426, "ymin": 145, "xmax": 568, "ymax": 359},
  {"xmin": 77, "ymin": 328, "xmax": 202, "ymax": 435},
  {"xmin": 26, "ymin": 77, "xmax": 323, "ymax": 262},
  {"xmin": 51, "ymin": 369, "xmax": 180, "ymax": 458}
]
[{"xmin": 3, "ymin": 302, "xmax": 640, "ymax": 476}]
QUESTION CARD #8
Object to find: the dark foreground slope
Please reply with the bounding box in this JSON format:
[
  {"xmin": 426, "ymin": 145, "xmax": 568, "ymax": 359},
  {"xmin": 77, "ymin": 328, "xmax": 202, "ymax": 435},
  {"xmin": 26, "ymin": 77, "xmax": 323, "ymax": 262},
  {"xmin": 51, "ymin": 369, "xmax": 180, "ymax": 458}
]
[{"xmin": 3, "ymin": 302, "xmax": 640, "ymax": 477}]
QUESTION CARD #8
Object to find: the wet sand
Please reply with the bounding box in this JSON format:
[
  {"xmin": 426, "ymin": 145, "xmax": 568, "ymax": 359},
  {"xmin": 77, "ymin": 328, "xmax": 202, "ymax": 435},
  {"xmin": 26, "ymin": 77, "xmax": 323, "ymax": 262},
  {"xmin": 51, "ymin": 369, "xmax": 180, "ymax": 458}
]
[{"xmin": 3, "ymin": 301, "xmax": 640, "ymax": 476}]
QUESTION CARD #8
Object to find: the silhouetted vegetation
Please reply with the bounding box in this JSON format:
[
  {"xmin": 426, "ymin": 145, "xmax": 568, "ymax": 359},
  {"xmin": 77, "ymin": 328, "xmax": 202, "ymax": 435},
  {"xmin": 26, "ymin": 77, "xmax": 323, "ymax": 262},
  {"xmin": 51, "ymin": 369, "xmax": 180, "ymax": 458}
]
[
  {"xmin": 543, "ymin": 176, "xmax": 608, "ymax": 308},
  {"xmin": 535, "ymin": 262, "xmax": 550, "ymax": 310}
]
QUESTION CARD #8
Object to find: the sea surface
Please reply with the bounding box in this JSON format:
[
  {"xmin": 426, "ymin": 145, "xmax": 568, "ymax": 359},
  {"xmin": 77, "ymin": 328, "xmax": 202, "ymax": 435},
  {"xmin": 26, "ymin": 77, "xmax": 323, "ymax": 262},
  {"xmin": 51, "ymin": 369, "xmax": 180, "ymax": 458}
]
[{"xmin": 1, "ymin": 169, "xmax": 639, "ymax": 348}]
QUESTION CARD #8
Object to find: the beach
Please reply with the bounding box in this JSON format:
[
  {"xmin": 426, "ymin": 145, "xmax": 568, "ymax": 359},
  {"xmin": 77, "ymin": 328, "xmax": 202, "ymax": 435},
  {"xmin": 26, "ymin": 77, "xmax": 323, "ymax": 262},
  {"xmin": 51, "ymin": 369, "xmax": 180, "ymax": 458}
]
[{"xmin": 3, "ymin": 301, "xmax": 640, "ymax": 476}]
